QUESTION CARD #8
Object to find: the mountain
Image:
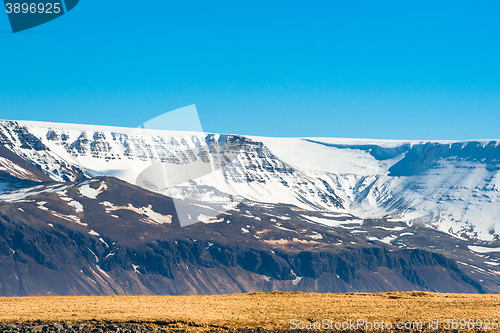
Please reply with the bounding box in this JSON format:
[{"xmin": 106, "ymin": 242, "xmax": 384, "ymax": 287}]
[
  {"xmin": 3, "ymin": 120, "xmax": 500, "ymax": 240},
  {"xmin": 0, "ymin": 120, "xmax": 499, "ymax": 295},
  {"xmin": 0, "ymin": 176, "xmax": 498, "ymax": 296},
  {"xmin": 262, "ymin": 137, "xmax": 500, "ymax": 241}
]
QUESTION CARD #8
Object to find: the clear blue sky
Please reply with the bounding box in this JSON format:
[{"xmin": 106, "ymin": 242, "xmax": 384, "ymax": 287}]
[{"xmin": 1, "ymin": 0, "xmax": 499, "ymax": 140}]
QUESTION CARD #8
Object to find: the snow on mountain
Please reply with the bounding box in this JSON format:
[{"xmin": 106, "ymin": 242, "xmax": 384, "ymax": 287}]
[
  {"xmin": 1, "ymin": 120, "xmax": 500, "ymax": 241},
  {"xmin": 1, "ymin": 120, "xmax": 342, "ymax": 211},
  {"xmin": 262, "ymin": 137, "xmax": 500, "ymax": 241}
]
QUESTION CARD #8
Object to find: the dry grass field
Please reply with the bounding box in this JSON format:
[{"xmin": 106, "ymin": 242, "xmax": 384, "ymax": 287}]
[{"xmin": 0, "ymin": 292, "xmax": 499, "ymax": 331}]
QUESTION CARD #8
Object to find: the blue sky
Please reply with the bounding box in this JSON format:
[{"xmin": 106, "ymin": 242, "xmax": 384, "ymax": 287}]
[{"xmin": 1, "ymin": 0, "xmax": 499, "ymax": 140}]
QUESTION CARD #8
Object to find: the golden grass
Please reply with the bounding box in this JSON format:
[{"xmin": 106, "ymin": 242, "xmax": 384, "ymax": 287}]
[{"xmin": 0, "ymin": 292, "xmax": 499, "ymax": 331}]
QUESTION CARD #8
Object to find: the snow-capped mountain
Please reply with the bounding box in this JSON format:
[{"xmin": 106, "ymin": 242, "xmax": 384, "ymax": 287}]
[
  {"xmin": 1, "ymin": 119, "xmax": 500, "ymax": 296},
  {"xmin": 1, "ymin": 120, "xmax": 500, "ymax": 241},
  {"xmin": 262, "ymin": 137, "xmax": 500, "ymax": 241}
]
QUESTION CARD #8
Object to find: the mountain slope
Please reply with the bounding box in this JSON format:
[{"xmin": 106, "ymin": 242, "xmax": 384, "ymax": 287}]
[
  {"xmin": 263, "ymin": 137, "xmax": 500, "ymax": 240},
  {"xmin": 0, "ymin": 176, "xmax": 497, "ymax": 296},
  {"xmin": 2, "ymin": 120, "xmax": 499, "ymax": 241}
]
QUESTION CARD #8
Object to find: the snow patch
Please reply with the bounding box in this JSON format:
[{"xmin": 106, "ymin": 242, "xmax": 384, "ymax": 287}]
[
  {"xmin": 87, "ymin": 247, "xmax": 98, "ymax": 262},
  {"xmin": 302, "ymin": 215, "xmax": 363, "ymax": 227},
  {"xmin": 67, "ymin": 200, "xmax": 84, "ymax": 213},
  {"xmin": 273, "ymin": 225, "xmax": 297, "ymax": 233},
  {"xmin": 88, "ymin": 230, "xmax": 100, "ymax": 236},
  {"xmin": 37, "ymin": 201, "xmax": 86, "ymax": 225},
  {"xmin": 323, "ymin": 213, "xmax": 352, "ymax": 218},
  {"xmin": 263, "ymin": 239, "xmax": 288, "ymax": 245},
  {"xmin": 37, "ymin": 201, "xmax": 48, "ymax": 211},
  {"xmin": 292, "ymin": 276, "xmax": 302, "ymax": 285},
  {"xmin": 100, "ymin": 201, "xmax": 172, "ymax": 224},
  {"xmin": 50, "ymin": 212, "xmax": 84, "ymax": 225},
  {"xmin": 197, "ymin": 214, "xmax": 224, "ymax": 223},
  {"xmin": 374, "ymin": 226, "xmax": 406, "ymax": 231},
  {"xmin": 367, "ymin": 235, "xmax": 398, "ymax": 245},
  {"xmin": 88, "ymin": 266, "xmax": 107, "ymax": 284},
  {"xmin": 95, "ymin": 265, "xmax": 111, "ymax": 279},
  {"xmin": 305, "ymin": 231, "xmax": 323, "ymax": 239},
  {"xmin": 485, "ymin": 261, "xmax": 500, "ymax": 266},
  {"xmin": 292, "ymin": 237, "xmax": 319, "ymax": 244},
  {"xmin": 0, "ymin": 156, "xmax": 42, "ymax": 181},
  {"xmin": 468, "ymin": 245, "xmax": 500, "ymax": 253},
  {"xmin": 99, "ymin": 238, "xmax": 109, "ymax": 247},
  {"xmin": 79, "ymin": 182, "xmax": 107, "ymax": 199},
  {"xmin": 264, "ymin": 213, "xmax": 291, "ymax": 220}
]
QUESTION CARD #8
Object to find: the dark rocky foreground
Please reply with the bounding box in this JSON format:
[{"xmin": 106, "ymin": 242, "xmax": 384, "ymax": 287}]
[
  {"xmin": 0, "ymin": 323, "xmax": 295, "ymax": 333},
  {"xmin": 0, "ymin": 322, "xmax": 210, "ymax": 333},
  {"xmin": 0, "ymin": 322, "xmax": 157, "ymax": 333},
  {"xmin": 0, "ymin": 322, "xmax": 495, "ymax": 333}
]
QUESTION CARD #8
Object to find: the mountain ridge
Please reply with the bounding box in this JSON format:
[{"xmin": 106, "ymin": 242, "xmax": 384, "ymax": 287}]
[{"xmin": 2, "ymin": 119, "xmax": 499, "ymax": 241}]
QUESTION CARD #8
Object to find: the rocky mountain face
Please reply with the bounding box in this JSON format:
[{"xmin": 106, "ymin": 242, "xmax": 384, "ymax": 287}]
[
  {"xmin": 0, "ymin": 177, "xmax": 497, "ymax": 296},
  {"xmin": 2, "ymin": 120, "xmax": 500, "ymax": 240},
  {"xmin": 0, "ymin": 121, "xmax": 342, "ymax": 211},
  {"xmin": 0, "ymin": 120, "xmax": 499, "ymax": 296}
]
